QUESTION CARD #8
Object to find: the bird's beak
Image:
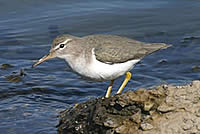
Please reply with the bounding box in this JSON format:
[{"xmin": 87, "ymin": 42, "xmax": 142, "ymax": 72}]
[{"xmin": 32, "ymin": 51, "xmax": 56, "ymax": 68}]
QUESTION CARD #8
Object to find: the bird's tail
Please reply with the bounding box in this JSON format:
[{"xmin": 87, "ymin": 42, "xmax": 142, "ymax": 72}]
[
  {"xmin": 143, "ymin": 43, "xmax": 172, "ymax": 56},
  {"xmin": 151, "ymin": 43, "xmax": 172, "ymax": 50}
]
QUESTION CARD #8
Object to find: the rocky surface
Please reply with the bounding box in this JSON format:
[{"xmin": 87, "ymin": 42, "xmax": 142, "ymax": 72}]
[{"xmin": 57, "ymin": 80, "xmax": 200, "ymax": 134}]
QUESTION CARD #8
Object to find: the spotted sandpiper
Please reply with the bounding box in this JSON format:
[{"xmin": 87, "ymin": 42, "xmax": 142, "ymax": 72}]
[{"xmin": 33, "ymin": 34, "xmax": 171, "ymax": 98}]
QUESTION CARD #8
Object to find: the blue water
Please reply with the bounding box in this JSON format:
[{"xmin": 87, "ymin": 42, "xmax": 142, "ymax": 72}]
[{"xmin": 0, "ymin": 0, "xmax": 200, "ymax": 133}]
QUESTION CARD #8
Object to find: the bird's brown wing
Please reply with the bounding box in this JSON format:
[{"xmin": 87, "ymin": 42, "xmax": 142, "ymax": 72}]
[{"xmin": 90, "ymin": 35, "xmax": 170, "ymax": 64}]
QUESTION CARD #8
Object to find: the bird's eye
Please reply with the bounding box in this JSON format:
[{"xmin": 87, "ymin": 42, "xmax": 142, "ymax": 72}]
[{"xmin": 59, "ymin": 44, "xmax": 65, "ymax": 48}]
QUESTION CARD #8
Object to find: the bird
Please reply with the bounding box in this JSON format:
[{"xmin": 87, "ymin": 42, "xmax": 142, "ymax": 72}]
[{"xmin": 33, "ymin": 34, "xmax": 171, "ymax": 98}]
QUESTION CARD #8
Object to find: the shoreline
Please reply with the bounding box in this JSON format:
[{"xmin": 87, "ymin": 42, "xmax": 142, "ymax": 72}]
[{"xmin": 57, "ymin": 80, "xmax": 200, "ymax": 134}]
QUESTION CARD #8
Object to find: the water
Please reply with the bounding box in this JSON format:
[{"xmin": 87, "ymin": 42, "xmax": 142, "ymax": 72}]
[{"xmin": 0, "ymin": 0, "xmax": 200, "ymax": 133}]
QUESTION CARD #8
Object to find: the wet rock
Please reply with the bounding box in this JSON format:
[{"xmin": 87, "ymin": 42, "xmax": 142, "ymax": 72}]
[
  {"xmin": 57, "ymin": 80, "xmax": 200, "ymax": 134},
  {"xmin": 181, "ymin": 36, "xmax": 200, "ymax": 43},
  {"xmin": 192, "ymin": 65, "xmax": 200, "ymax": 72},
  {"xmin": 157, "ymin": 59, "xmax": 168, "ymax": 64},
  {"xmin": 0, "ymin": 63, "xmax": 14, "ymax": 70},
  {"xmin": 5, "ymin": 69, "xmax": 26, "ymax": 82}
]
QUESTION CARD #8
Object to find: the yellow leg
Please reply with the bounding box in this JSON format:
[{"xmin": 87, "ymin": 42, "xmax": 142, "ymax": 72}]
[
  {"xmin": 105, "ymin": 80, "xmax": 114, "ymax": 98},
  {"xmin": 116, "ymin": 72, "xmax": 132, "ymax": 95}
]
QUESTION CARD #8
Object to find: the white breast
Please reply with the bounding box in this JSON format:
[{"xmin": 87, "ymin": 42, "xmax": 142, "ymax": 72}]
[
  {"xmin": 88, "ymin": 51, "xmax": 140, "ymax": 81},
  {"xmin": 62, "ymin": 49, "xmax": 140, "ymax": 81}
]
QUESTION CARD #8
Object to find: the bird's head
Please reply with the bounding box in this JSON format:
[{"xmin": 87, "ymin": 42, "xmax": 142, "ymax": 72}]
[{"xmin": 32, "ymin": 34, "xmax": 78, "ymax": 67}]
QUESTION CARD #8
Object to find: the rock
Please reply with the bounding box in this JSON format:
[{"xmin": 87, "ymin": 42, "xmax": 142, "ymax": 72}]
[
  {"xmin": 5, "ymin": 69, "xmax": 26, "ymax": 82},
  {"xmin": 144, "ymin": 101, "xmax": 154, "ymax": 111},
  {"xmin": 115, "ymin": 125, "xmax": 127, "ymax": 134},
  {"xmin": 140, "ymin": 123, "xmax": 154, "ymax": 131},
  {"xmin": 104, "ymin": 117, "xmax": 120, "ymax": 128},
  {"xmin": 0, "ymin": 63, "xmax": 14, "ymax": 70},
  {"xmin": 192, "ymin": 65, "xmax": 200, "ymax": 72},
  {"xmin": 182, "ymin": 119, "xmax": 193, "ymax": 130},
  {"xmin": 57, "ymin": 80, "xmax": 200, "ymax": 134},
  {"xmin": 192, "ymin": 80, "xmax": 200, "ymax": 89},
  {"xmin": 131, "ymin": 111, "xmax": 141, "ymax": 124},
  {"xmin": 157, "ymin": 103, "xmax": 176, "ymax": 112},
  {"xmin": 158, "ymin": 59, "xmax": 168, "ymax": 64}
]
